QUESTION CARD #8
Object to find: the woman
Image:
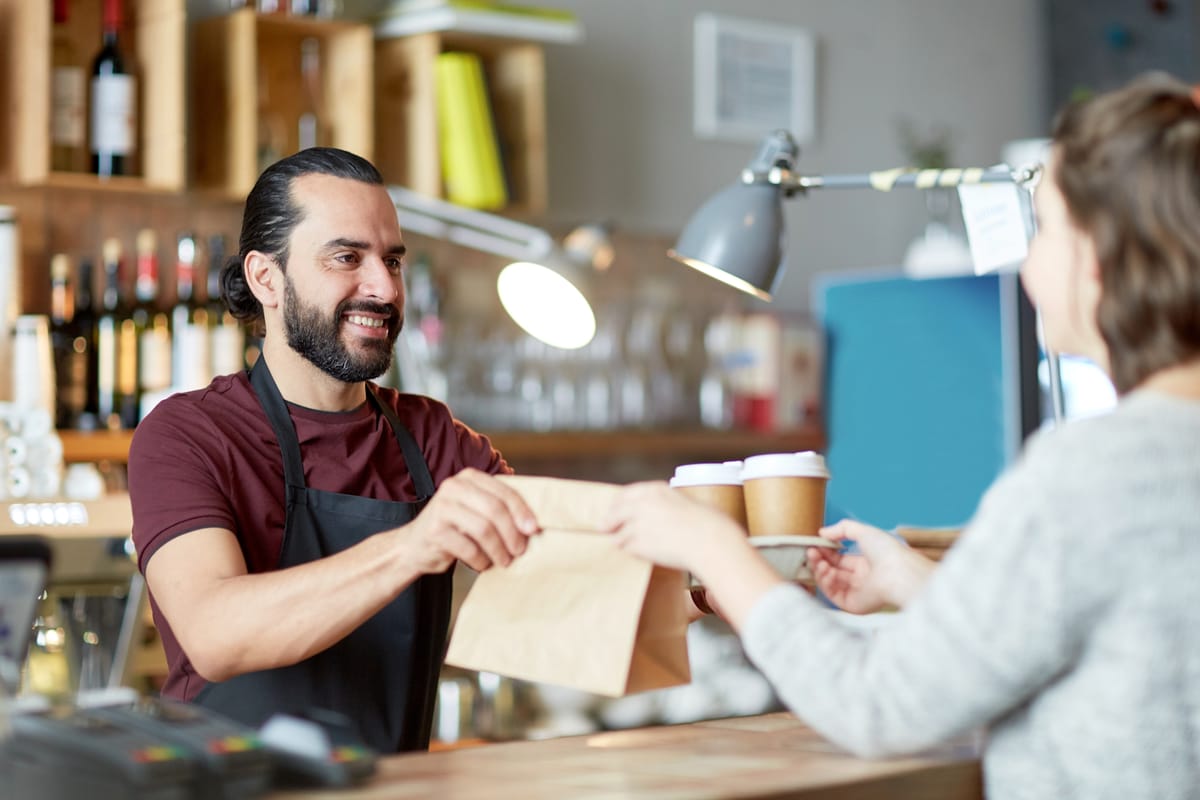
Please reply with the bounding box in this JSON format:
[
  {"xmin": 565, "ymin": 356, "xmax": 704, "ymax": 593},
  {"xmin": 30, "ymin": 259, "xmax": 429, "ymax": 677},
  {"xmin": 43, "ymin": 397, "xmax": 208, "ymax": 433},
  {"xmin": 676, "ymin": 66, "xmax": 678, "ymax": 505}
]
[{"xmin": 605, "ymin": 72, "xmax": 1200, "ymax": 799}]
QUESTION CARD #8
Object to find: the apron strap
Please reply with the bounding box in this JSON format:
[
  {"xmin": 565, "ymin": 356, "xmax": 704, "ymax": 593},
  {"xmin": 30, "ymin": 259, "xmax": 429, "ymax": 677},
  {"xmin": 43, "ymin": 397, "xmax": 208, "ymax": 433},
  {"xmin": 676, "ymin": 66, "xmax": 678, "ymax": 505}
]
[
  {"xmin": 250, "ymin": 359, "xmax": 307, "ymax": 490},
  {"xmin": 367, "ymin": 385, "xmax": 436, "ymax": 500}
]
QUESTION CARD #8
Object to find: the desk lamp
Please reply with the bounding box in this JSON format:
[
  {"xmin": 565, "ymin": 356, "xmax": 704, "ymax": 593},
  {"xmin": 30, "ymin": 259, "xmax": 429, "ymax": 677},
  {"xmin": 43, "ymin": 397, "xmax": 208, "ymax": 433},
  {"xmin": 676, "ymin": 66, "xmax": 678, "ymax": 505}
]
[
  {"xmin": 389, "ymin": 186, "xmax": 599, "ymax": 350},
  {"xmin": 668, "ymin": 129, "xmax": 1064, "ymax": 424}
]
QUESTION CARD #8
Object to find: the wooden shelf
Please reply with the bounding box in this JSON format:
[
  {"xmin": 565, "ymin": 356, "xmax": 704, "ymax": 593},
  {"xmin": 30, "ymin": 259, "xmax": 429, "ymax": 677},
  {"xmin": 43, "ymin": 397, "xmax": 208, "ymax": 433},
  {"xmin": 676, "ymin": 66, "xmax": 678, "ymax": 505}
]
[
  {"xmin": 489, "ymin": 425, "xmax": 824, "ymax": 463},
  {"xmin": 60, "ymin": 430, "xmax": 136, "ymax": 464},
  {"xmin": 34, "ymin": 172, "xmax": 186, "ymax": 195},
  {"xmin": 374, "ymin": 7, "xmax": 583, "ymax": 43},
  {"xmin": 59, "ymin": 424, "xmax": 825, "ymax": 467}
]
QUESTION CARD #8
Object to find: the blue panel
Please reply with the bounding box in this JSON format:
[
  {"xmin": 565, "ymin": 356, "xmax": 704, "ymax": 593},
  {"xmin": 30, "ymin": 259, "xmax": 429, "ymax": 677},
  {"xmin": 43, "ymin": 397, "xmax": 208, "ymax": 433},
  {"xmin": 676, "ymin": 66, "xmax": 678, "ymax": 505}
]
[{"xmin": 818, "ymin": 272, "xmax": 1013, "ymax": 529}]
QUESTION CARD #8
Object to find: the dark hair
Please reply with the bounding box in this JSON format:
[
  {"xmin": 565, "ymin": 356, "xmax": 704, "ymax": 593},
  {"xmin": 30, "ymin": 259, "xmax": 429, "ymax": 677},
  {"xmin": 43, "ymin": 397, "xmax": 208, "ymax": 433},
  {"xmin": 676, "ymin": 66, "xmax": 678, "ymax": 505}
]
[
  {"xmin": 220, "ymin": 148, "xmax": 384, "ymax": 332},
  {"xmin": 1052, "ymin": 72, "xmax": 1200, "ymax": 393}
]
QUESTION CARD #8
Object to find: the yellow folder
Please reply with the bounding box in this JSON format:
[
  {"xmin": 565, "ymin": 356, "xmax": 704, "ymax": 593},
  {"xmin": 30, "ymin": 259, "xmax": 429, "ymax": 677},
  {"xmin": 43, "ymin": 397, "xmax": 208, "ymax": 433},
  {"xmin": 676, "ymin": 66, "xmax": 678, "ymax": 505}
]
[{"xmin": 435, "ymin": 52, "xmax": 509, "ymax": 209}]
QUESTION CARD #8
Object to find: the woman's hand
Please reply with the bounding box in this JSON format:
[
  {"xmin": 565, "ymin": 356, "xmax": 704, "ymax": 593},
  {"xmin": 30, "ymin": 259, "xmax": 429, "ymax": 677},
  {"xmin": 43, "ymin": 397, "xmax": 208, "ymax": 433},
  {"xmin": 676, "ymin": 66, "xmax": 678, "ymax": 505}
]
[
  {"xmin": 603, "ymin": 481, "xmax": 748, "ymax": 574},
  {"xmin": 808, "ymin": 520, "xmax": 937, "ymax": 613},
  {"xmin": 604, "ymin": 482, "xmax": 783, "ymax": 631}
]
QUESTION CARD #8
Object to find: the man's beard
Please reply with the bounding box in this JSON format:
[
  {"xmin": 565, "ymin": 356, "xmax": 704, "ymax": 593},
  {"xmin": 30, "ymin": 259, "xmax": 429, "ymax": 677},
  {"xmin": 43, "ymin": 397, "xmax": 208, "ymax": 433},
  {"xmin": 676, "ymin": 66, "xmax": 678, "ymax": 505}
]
[{"xmin": 282, "ymin": 275, "xmax": 402, "ymax": 383}]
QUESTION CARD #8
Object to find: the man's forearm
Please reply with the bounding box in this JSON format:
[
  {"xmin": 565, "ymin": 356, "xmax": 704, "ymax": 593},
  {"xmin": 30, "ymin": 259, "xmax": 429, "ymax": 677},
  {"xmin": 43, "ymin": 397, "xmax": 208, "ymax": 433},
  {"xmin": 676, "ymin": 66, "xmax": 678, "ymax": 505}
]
[{"xmin": 148, "ymin": 527, "xmax": 425, "ymax": 682}]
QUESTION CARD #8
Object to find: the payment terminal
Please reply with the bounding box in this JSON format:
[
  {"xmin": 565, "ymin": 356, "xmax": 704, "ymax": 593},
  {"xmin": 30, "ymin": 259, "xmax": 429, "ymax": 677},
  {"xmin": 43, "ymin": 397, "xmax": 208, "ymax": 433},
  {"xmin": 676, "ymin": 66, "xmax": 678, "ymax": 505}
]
[
  {"xmin": 2, "ymin": 704, "xmax": 198, "ymax": 800},
  {"xmin": 90, "ymin": 697, "xmax": 273, "ymax": 799}
]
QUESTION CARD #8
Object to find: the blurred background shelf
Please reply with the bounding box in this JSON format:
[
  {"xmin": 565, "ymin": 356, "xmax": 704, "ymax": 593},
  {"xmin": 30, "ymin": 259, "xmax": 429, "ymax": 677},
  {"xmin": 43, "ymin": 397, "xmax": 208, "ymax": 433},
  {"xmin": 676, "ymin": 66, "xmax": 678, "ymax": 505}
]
[
  {"xmin": 60, "ymin": 424, "xmax": 824, "ymax": 479},
  {"xmin": 490, "ymin": 425, "xmax": 823, "ymax": 463},
  {"xmin": 59, "ymin": 430, "xmax": 136, "ymax": 465},
  {"xmin": 373, "ymin": 3, "xmax": 584, "ymax": 44}
]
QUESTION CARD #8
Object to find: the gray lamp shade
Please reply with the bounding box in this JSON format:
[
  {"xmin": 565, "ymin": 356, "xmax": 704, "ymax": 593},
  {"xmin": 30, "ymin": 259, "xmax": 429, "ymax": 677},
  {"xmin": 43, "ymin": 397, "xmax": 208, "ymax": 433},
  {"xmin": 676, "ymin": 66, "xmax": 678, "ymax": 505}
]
[{"xmin": 668, "ymin": 181, "xmax": 785, "ymax": 301}]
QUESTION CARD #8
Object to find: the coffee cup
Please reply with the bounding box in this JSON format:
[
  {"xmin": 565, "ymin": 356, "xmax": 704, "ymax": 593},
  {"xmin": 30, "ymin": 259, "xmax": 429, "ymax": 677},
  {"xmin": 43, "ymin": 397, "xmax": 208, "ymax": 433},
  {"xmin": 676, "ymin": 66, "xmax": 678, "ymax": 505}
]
[
  {"xmin": 740, "ymin": 452, "xmax": 830, "ymax": 537},
  {"xmin": 669, "ymin": 461, "xmax": 747, "ymax": 528}
]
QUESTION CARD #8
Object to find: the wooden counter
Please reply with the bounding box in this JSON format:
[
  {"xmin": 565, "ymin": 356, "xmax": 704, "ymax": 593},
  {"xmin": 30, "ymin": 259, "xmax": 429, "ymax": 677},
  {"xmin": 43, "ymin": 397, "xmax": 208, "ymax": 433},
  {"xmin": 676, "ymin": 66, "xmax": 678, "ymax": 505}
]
[{"xmin": 270, "ymin": 713, "xmax": 982, "ymax": 799}]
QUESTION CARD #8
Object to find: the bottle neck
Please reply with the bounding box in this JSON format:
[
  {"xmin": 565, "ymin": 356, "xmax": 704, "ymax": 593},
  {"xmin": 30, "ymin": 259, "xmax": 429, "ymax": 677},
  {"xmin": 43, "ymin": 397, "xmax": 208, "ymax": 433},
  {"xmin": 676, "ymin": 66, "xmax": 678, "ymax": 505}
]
[
  {"xmin": 102, "ymin": 0, "xmax": 122, "ymax": 34},
  {"xmin": 136, "ymin": 259, "xmax": 158, "ymax": 303},
  {"xmin": 103, "ymin": 263, "xmax": 121, "ymax": 312},
  {"xmin": 177, "ymin": 275, "xmax": 194, "ymax": 305},
  {"xmin": 76, "ymin": 265, "xmax": 94, "ymax": 313},
  {"xmin": 51, "ymin": 282, "xmax": 74, "ymax": 324},
  {"xmin": 207, "ymin": 239, "xmax": 226, "ymax": 306}
]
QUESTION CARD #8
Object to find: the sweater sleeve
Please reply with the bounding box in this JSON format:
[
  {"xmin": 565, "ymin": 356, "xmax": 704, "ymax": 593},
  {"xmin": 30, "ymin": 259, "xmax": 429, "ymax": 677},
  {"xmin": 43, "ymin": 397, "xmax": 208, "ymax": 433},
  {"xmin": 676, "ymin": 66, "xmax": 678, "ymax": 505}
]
[{"xmin": 741, "ymin": 459, "xmax": 1084, "ymax": 758}]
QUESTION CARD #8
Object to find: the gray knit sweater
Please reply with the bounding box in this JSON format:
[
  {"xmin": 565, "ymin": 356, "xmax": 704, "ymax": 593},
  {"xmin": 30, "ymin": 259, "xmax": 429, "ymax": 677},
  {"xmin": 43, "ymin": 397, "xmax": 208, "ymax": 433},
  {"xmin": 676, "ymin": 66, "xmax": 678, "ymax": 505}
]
[{"xmin": 742, "ymin": 390, "xmax": 1200, "ymax": 799}]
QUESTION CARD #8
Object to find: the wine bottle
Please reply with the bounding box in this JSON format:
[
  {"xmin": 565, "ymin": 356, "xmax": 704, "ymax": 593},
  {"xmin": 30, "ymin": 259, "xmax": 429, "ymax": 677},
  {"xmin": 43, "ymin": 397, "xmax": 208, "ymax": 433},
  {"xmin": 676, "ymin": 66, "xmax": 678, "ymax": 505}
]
[
  {"xmin": 171, "ymin": 232, "xmax": 211, "ymax": 391},
  {"xmin": 51, "ymin": 0, "xmax": 87, "ymax": 173},
  {"xmin": 96, "ymin": 237, "xmax": 140, "ymax": 428},
  {"xmin": 297, "ymin": 37, "xmax": 329, "ymax": 151},
  {"xmin": 90, "ymin": 0, "xmax": 136, "ymax": 177},
  {"xmin": 133, "ymin": 229, "xmax": 171, "ymax": 416},
  {"xmin": 95, "ymin": 238, "xmax": 123, "ymax": 428},
  {"xmin": 49, "ymin": 254, "xmax": 86, "ymax": 429},
  {"xmin": 207, "ymin": 234, "xmax": 248, "ymax": 376},
  {"xmin": 256, "ymin": 68, "xmax": 285, "ymax": 173},
  {"xmin": 74, "ymin": 258, "xmax": 100, "ymax": 430}
]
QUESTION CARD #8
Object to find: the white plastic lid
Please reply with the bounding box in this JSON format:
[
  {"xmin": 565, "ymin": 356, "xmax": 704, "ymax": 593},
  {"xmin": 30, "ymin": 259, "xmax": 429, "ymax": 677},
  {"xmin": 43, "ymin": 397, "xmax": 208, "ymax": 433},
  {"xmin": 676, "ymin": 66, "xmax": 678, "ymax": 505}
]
[
  {"xmin": 741, "ymin": 451, "xmax": 830, "ymax": 481},
  {"xmin": 669, "ymin": 461, "xmax": 743, "ymax": 487}
]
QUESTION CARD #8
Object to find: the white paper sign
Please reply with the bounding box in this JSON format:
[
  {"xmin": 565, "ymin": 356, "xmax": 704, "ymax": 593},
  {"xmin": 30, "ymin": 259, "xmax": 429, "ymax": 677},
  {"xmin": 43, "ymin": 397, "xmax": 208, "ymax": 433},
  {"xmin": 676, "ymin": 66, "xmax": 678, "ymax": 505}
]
[{"xmin": 957, "ymin": 183, "xmax": 1031, "ymax": 275}]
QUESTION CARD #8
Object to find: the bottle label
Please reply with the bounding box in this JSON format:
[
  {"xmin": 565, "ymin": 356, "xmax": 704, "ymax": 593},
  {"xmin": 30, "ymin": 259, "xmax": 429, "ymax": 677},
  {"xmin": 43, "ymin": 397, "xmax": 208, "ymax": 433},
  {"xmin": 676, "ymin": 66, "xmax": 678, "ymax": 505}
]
[
  {"xmin": 91, "ymin": 74, "xmax": 136, "ymax": 155},
  {"xmin": 60, "ymin": 347, "xmax": 88, "ymax": 416},
  {"xmin": 139, "ymin": 319, "xmax": 173, "ymax": 392},
  {"xmin": 173, "ymin": 321, "xmax": 211, "ymax": 392},
  {"xmin": 211, "ymin": 324, "xmax": 245, "ymax": 377},
  {"xmin": 96, "ymin": 317, "xmax": 117, "ymax": 420},
  {"xmin": 52, "ymin": 67, "xmax": 86, "ymax": 146},
  {"xmin": 117, "ymin": 318, "xmax": 139, "ymax": 395}
]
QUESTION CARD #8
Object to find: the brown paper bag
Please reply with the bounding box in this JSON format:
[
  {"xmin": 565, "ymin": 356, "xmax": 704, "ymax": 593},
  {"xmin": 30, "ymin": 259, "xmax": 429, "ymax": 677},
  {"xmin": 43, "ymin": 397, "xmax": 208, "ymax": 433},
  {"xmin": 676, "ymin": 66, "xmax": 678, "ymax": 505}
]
[{"xmin": 444, "ymin": 475, "xmax": 691, "ymax": 697}]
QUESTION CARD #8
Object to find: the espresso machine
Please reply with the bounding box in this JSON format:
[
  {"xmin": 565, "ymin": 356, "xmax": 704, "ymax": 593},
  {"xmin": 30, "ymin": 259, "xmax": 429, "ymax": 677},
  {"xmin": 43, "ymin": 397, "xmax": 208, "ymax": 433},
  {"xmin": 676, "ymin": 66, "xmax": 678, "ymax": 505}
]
[{"xmin": 0, "ymin": 495, "xmax": 146, "ymax": 696}]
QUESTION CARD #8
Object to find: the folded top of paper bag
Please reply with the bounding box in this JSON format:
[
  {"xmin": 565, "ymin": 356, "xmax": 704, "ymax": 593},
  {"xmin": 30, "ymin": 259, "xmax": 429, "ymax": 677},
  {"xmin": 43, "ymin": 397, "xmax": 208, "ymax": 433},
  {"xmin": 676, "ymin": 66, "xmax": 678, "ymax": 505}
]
[{"xmin": 497, "ymin": 474, "xmax": 623, "ymax": 532}]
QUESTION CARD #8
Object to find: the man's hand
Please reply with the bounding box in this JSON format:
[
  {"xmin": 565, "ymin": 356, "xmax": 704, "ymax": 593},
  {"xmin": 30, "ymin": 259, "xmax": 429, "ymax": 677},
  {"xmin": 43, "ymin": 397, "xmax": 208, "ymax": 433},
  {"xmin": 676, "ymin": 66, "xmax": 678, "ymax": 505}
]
[{"xmin": 400, "ymin": 468, "xmax": 540, "ymax": 573}]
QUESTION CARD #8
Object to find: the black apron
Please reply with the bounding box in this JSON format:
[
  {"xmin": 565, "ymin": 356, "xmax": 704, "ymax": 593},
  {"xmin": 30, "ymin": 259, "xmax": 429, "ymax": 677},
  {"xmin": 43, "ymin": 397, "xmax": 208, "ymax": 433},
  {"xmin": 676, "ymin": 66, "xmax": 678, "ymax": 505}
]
[{"xmin": 194, "ymin": 359, "xmax": 453, "ymax": 753}]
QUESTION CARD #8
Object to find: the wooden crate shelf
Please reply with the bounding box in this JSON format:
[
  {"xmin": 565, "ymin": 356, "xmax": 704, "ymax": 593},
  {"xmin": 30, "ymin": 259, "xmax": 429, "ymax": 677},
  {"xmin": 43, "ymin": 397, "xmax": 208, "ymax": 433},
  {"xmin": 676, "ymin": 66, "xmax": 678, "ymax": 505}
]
[
  {"xmin": 374, "ymin": 30, "xmax": 548, "ymax": 214},
  {"xmin": 0, "ymin": 0, "xmax": 185, "ymax": 190},
  {"xmin": 190, "ymin": 8, "xmax": 374, "ymax": 198}
]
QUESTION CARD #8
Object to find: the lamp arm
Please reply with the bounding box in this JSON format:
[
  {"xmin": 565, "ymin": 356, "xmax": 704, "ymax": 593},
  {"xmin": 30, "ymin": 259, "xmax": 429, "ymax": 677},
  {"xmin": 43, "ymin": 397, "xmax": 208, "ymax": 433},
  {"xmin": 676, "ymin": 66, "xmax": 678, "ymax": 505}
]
[
  {"xmin": 794, "ymin": 165, "xmax": 1033, "ymax": 191},
  {"xmin": 736, "ymin": 130, "xmax": 1041, "ymax": 195},
  {"xmin": 387, "ymin": 186, "xmax": 555, "ymax": 263},
  {"xmin": 751, "ymin": 164, "xmax": 1038, "ymax": 194}
]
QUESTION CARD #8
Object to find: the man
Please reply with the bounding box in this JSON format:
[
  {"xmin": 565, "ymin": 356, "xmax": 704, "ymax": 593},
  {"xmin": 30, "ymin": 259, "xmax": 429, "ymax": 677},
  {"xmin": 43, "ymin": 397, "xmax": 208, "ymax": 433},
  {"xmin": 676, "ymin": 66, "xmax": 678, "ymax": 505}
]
[{"xmin": 128, "ymin": 148, "xmax": 538, "ymax": 753}]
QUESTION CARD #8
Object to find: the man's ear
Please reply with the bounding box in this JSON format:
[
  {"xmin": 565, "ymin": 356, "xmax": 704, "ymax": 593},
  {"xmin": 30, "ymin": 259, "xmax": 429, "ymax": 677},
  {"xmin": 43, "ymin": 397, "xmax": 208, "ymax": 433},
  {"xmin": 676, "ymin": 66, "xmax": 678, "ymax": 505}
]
[{"xmin": 245, "ymin": 251, "xmax": 281, "ymax": 310}]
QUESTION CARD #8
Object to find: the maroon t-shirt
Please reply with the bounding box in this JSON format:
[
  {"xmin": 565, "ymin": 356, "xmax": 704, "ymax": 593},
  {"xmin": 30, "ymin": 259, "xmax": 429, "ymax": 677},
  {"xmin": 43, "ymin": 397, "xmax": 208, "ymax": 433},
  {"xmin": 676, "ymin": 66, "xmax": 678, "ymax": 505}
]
[{"xmin": 128, "ymin": 371, "xmax": 511, "ymax": 701}]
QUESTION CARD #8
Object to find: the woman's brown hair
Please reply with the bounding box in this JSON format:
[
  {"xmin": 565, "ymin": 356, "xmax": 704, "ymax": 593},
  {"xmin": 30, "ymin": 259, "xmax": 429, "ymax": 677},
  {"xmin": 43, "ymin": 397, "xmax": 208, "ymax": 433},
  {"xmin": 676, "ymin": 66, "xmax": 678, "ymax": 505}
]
[{"xmin": 1052, "ymin": 72, "xmax": 1200, "ymax": 393}]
